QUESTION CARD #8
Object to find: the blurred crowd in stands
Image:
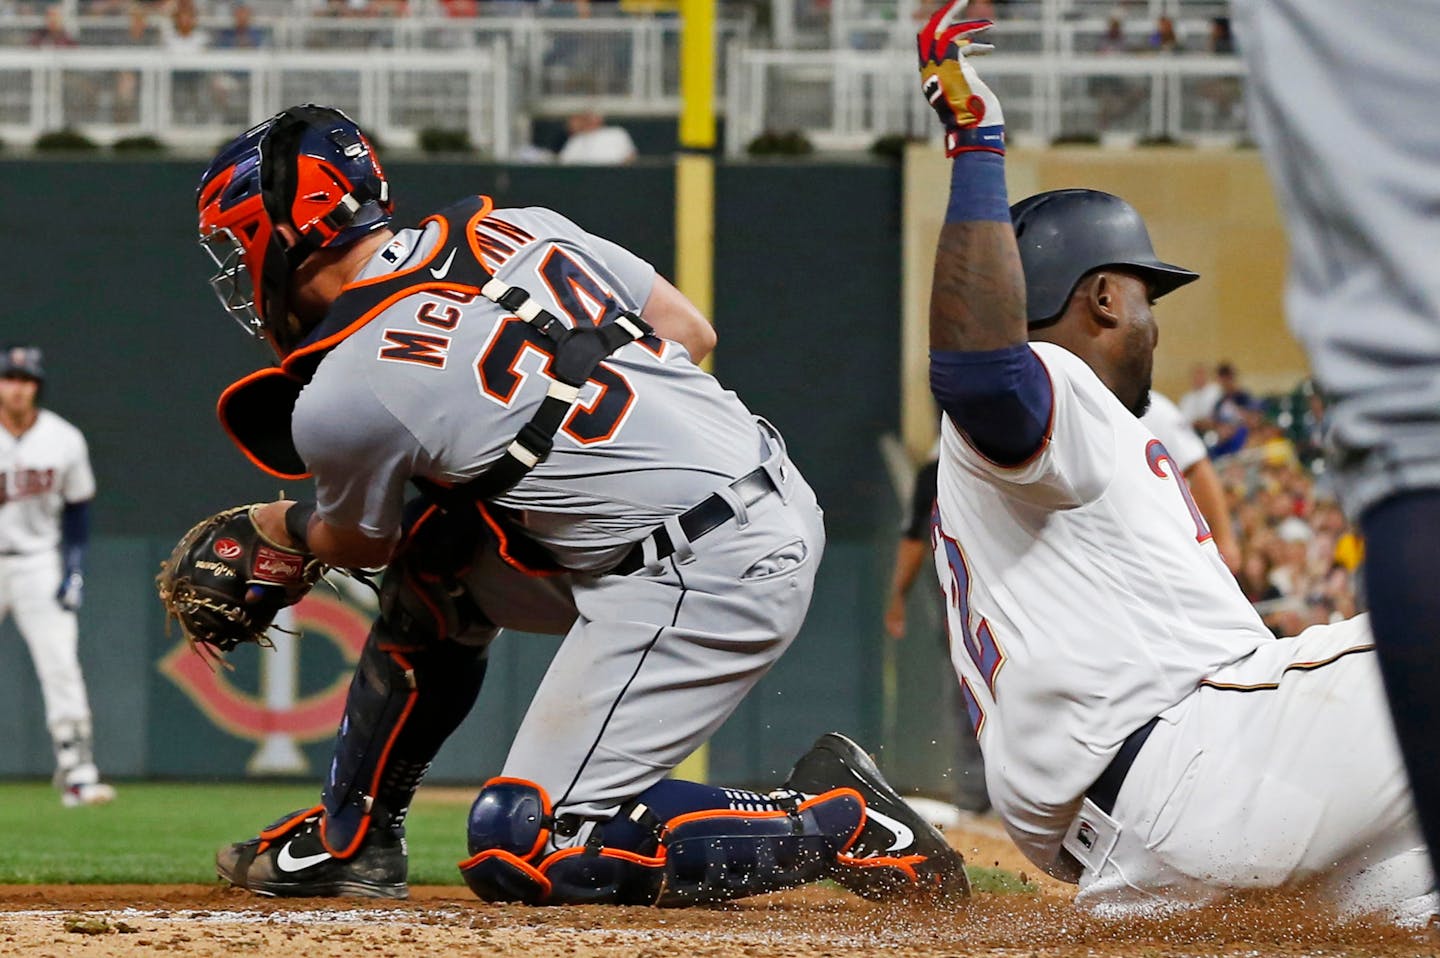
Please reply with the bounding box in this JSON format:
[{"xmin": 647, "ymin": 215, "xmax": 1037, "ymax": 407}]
[{"xmin": 1173, "ymin": 362, "xmax": 1363, "ymax": 638}]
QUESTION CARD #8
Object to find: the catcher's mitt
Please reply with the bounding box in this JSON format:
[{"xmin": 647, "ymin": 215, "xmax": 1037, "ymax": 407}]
[{"xmin": 157, "ymin": 504, "xmax": 324, "ymax": 654}]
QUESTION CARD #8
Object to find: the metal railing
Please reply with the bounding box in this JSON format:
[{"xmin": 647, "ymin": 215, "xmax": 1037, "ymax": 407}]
[
  {"xmin": 0, "ymin": 13, "xmax": 760, "ymax": 150},
  {"xmin": 0, "ymin": 46, "xmax": 514, "ymax": 152},
  {"xmin": 725, "ymin": 49, "xmax": 1248, "ymax": 155}
]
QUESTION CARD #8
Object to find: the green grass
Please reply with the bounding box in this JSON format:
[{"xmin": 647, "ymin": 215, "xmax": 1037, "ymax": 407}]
[
  {"xmin": 1, "ymin": 782, "xmax": 472, "ymax": 885},
  {"xmin": 1, "ymin": 782, "xmax": 1036, "ymax": 892}
]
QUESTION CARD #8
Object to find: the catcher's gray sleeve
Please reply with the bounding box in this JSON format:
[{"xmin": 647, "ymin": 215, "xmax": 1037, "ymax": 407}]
[
  {"xmin": 518, "ymin": 207, "xmax": 657, "ymax": 310},
  {"xmin": 292, "ymin": 377, "xmax": 430, "ymax": 541}
]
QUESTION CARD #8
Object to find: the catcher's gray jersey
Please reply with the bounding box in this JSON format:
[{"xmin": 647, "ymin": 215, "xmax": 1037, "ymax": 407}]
[
  {"xmin": 286, "ymin": 198, "xmax": 826, "ymax": 828},
  {"xmin": 292, "ymin": 205, "xmax": 766, "ymax": 571}
]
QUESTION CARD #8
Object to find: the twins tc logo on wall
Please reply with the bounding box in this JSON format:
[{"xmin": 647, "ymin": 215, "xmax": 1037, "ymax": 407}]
[{"xmin": 158, "ymin": 576, "xmax": 373, "ymax": 774}]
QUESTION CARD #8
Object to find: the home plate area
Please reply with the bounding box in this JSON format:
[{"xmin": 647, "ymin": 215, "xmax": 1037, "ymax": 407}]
[{"xmin": 2, "ymin": 816, "xmax": 1435, "ymax": 958}]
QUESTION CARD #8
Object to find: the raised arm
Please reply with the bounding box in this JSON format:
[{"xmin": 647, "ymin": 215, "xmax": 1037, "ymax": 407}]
[
  {"xmin": 920, "ymin": 0, "xmax": 1026, "ymax": 352},
  {"xmin": 920, "ymin": 0, "xmax": 1051, "ymax": 465}
]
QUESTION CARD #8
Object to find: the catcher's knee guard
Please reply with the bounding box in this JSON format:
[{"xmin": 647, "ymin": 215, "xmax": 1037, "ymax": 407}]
[
  {"xmin": 460, "ymin": 779, "xmax": 667, "ymax": 905},
  {"xmin": 458, "ymin": 778, "xmax": 865, "ymax": 906},
  {"xmin": 320, "ymin": 628, "xmax": 489, "ymax": 855}
]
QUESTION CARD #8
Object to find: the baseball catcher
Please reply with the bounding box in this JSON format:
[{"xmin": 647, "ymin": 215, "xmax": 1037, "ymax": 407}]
[{"xmin": 172, "ymin": 103, "xmax": 968, "ymax": 906}]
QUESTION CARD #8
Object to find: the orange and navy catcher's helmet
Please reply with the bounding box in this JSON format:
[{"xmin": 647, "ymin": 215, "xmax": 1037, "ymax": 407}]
[{"xmin": 196, "ymin": 104, "xmax": 393, "ymax": 358}]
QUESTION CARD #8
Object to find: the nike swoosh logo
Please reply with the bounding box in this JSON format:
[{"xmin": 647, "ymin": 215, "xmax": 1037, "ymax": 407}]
[
  {"xmin": 275, "ymin": 841, "xmax": 332, "ymax": 873},
  {"xmin": 862, "ymin": 806, "xmax": 916, "ymax": 853},
  {"xmin": 429, "ymin": 248, "xmax": 457, "ymax": 279}
]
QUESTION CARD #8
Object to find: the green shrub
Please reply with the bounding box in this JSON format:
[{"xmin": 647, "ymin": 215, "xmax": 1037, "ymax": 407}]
[
  {"xmin": 112, "ymin": 134, "xmax": 166, "ymax": 154},
  {"xmin": 417, "ymin": 127, "xmax": 473, "ymax": 155},
  {"xmin": 35, "ymin": 128, "xmax": 100, "ymax": 152},
  {"xmin": 869, "ymin": 133, "xmax": 914, "ymax": 160},
  {"xmin": 745, "ymin": 130, "xmax": 813, "ymax": 157}
]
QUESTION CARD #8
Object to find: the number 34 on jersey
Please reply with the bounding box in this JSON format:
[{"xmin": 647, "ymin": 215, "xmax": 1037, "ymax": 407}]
[{"xmin": 374, "ymin": 244, "xmax": 671, "ymax": 447}]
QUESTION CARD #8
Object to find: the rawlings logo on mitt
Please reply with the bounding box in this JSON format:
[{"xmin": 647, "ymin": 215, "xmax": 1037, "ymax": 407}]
[{"xmin": 157, "ymin": 504, "xmax": 324, "ymax": 656}]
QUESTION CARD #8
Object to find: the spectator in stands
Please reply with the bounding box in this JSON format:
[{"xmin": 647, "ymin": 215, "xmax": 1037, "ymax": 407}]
[
  {"xmin": 1207, "ymin": 361, "xmax": 1257, "ymax": 457},
  {"xmin": 1098, "ymin": 14, "xmax": 1127, "ymax": 54},
  {"xmin": 967, "ymin": 0, "xmax": 996, "ymax": 21},
  {"xmin": 1178, "ymin": 361, "xmax": 1223, "ymax": 426},
  {"xmin": 1296, "ymin": 385, "xmax": 1328, "ymax": 467},
  {"xmin": 1208, "ymin": 15, "xmax": 1236, "ymax": 55},
  {"xmin": 159, "ymin": 0, "xmax": 206, "ymax": 52},
  {"xmin": 112, "ymin": 3, "xmax": 156, "ymax": 124},
  {"xmin": 30, "ymin": 6, "xmax": 77, "ymax": 46},
  {"xmin": 557, "ymin": 111, "xmax": 638, "ymax": 165},
  {"xmin": 211, "ymin": 3, "xmax": 266, "ymax": 124},
  {"xmin": 213, "ymin": 3, "xmax": 265, "ymax": 49},
  {"xmin": 125, "ymin": 3, "xmax": 154, "ymax": 44},
  {"xmin": 160, "ymin": 0, "xmax": 209, "ymax": 121},
  {"xmin": 1215, "ymin": 361, "xmax": 1255, "ymax": 418},
  {"xmin": 1218, "ymin": 398, "xmax": 1366, "ymax": 637},
  {"xmin": 1092, "ymin": 11, "xmax": 1146, "ymax": 133},
  {"xmin": 1146, "ymin": 14, "xmax": 1183, "ymax": 54},
  {"xmin": 1195, "ymin": 15, "xmax": 1242, "ymax": 129}
]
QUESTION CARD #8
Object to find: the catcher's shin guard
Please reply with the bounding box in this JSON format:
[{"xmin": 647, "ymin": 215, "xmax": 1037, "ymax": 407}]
[
  {"xmin": 458, "ymin": 777, "xmax": 865, "ymax": 906},
  {"xmin": 785, "ymin": 732, "xmax": 971, "ymax": 902},
  {"xmin": 319, "ymin": 625, "xmax": 491, "ymax": 855}
]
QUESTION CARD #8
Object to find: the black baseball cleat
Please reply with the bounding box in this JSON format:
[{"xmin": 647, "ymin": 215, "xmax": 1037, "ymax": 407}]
[
  {"xmin": 785, "ymin": 732, "xmax": 971, "ymax": 903},
  {"xmin": 216, "ymin": 806, "xmax": 409, "ymax": 899}
]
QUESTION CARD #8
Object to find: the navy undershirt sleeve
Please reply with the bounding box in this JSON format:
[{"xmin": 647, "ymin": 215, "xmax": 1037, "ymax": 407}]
[
  {"xmin": 930, "ymin": 345, "xmax": 1053, "ymax": 466},
  {"xmin": 60, "ymin": 499, "xmax": 91, "ymax": 574}
]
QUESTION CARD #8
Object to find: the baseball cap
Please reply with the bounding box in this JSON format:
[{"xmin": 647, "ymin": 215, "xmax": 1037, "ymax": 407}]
[{"xmin": 0, "ymin": 345, "xmax": 44, "ymax": 381}]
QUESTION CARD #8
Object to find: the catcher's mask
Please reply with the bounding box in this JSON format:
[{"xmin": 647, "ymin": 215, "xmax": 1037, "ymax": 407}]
[
  {"xmin": 1010, "ymin": 189, "xmax": 1198, "ymax": 328},
  {"xmin": 196, "ymin": 104, "xmax": 394, "ymax": 358}
]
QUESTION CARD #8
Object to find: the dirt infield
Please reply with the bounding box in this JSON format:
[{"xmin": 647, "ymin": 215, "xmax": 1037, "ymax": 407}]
[{"xmin": 3, "ymin": 816, "xmax": 1436, "ymax": 958}]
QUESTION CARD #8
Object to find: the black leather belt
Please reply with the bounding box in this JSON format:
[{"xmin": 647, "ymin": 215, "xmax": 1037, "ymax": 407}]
[
  {"xmin": 611, "ymin": 466, "xmax": 777, "ymax": 576},
  {"xmin": 1086, "ymin": 716, "xmax": 1159, "ymax": 815}
]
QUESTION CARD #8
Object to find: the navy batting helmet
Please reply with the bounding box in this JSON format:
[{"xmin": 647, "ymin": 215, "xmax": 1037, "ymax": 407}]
[
  {"xmin": 1011, "ymin": 189, "xmax": 1199, "ymax": 327},
  {"xmin": 1, "ymin": 345, "xmax": 44, "ymax": 381}
]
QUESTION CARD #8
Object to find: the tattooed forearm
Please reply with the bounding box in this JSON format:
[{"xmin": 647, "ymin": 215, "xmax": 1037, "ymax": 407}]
[{"xmin": 929, "ymin": 221, "xmax": 1028, "ymax": 352}]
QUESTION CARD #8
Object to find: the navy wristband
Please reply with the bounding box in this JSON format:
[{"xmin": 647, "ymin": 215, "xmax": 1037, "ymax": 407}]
[
  {"xmin": 945, "ymin": 144, "xmax": 1009, "ymax": 224},
  {"xmin": 284, "ymin": 500, "xmax": 318, "ymax": 552}
]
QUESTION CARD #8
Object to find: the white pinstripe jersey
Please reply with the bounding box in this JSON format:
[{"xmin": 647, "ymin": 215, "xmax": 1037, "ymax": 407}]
[
  {"xmin": 0, "ymin": 410, "xmax": 95, "ymax": 554},
  {"xmin": 931, "ymin": 343, "xmax": 1271, "ymax": 872}
]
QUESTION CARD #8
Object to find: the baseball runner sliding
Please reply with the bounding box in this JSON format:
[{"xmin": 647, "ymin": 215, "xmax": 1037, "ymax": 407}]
[{"xmin": 919, "ymin": 0, "xmax": 1435, "ymax": 923}]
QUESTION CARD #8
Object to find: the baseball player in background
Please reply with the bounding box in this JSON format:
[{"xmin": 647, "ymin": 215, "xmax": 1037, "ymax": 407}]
[
  {"xmin": 0, "ymin": 346, "xmax": 115, "ymax": 807},
  {"xmin": 187, "ymin": 105, "xmax": 966, "ymax": 905},
  {"xmin": 1231, "ymin": 0, "xmax": 1440, "ymax": 893},
  {"xmin": 918, "ymin": 1, "xmax": 1434, "ymax": 922}
]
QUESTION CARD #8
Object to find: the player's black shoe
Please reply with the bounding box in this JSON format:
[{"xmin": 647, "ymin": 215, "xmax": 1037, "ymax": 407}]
[
  {"xmin": 216, "ymin": 806, "xmax": 408, "ymax": 899},
  {"xmin": 784, "ymin": 732, "xmax": 970, "ymax": 903}
]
